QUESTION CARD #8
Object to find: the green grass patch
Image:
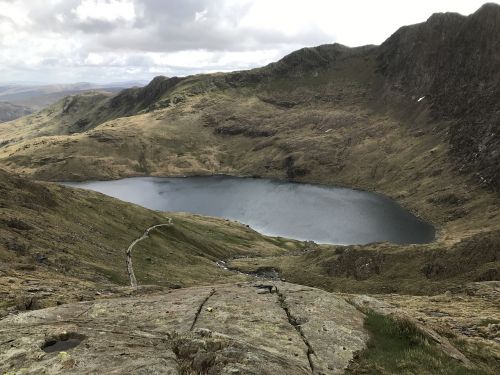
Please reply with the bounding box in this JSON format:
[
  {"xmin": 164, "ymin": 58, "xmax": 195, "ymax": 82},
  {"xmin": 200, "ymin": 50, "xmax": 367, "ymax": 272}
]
[
  {"xmin": 477, "ymin": 318, "xmax": 500, "ymax": 327},
  {"xmin": 348, "ymin": 311, "xmax": 489, "ymax": 375}
]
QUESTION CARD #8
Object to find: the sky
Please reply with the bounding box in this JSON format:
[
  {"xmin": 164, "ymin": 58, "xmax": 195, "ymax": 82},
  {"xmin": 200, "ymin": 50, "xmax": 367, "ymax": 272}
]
[{"xmin": 0, "ymin": 0, "xmax": 496, "ymax": 84}]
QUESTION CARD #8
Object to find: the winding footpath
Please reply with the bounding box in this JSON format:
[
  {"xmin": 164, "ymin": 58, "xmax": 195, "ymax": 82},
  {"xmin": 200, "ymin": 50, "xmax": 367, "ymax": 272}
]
[{"xmin": 126, "ymin": 219, "xmax": 173, "ymax": 287}]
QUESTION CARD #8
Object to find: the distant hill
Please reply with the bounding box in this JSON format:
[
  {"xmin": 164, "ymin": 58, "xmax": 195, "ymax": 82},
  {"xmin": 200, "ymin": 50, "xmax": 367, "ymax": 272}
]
[
  {"xmin": 1, "ymin": 5, "xmax": 499, "ymax": 373},
  {"xmin": 1, "ymin": 3, "xmax": 498, "ymax": 188},
  {"xmin": 0, "ymin": 101, "xmax": 33, "ymax": 123},
  {"xmin": 0, "ymin": 81, "xmax": 146, "ymax": 108},
  {"xmin": 0, "ymin": 81, "xmax": 147, "ymax": 123}
]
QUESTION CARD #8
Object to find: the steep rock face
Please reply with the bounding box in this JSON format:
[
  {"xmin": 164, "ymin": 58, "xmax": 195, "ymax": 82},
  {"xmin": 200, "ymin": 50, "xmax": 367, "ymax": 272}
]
[
  {"xmin": 58, "ymin": 92, "xmax": 111, "ymax": 133},
  {"xmin": 377, "ymin": 3, "xmax": 500, "ymax": 187},
  {"xmin": 258, "ymin": 43, "xmax": 376, "ymax": 78},
  {"xmin": 222, "ymin": 43, "xmax": 377, "ymax": 87},
  {"xmin": 107, "ymin": 75, "xmax": 185, "ymax": 114}
]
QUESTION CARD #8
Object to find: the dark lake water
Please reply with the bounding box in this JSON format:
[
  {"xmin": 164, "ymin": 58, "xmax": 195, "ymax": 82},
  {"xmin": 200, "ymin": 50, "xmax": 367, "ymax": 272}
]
[{"xmin": 65, "ymin": 176, "xmax": 435, "ymax": 245}]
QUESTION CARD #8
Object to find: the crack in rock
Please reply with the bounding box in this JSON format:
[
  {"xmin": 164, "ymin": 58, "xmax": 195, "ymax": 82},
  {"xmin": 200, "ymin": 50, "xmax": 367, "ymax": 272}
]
[
  {"xmin": 190, "ymin": 289, "xmax": 216, "ymax": 331},
  {"xmin": 276, "ymin": 287, "xmax": 316, "ymax": 373}
]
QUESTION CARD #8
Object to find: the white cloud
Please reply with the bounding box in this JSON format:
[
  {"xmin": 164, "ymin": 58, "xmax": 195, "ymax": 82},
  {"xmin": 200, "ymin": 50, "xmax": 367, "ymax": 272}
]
[
  {"xmin": 194, "ymin": 9, "xmax": 208, "ymax": 22},
  {"xmin": 239, "ymin": 0, "xmax": 493, "ymax": 47},
  {"xmin": 148, "ymin": 49, "xmax": 283, "ymax": 72},
  {"xmin": 84, "ymin": 52, "xmax": 106, "ymax": 65},
  {"xmin": 0, "ymin": 0, "xmax": 31, "ymax": 26},
  {"xmin": 72, "ymin": 0, "xmax": 136, "ymax": 23}
]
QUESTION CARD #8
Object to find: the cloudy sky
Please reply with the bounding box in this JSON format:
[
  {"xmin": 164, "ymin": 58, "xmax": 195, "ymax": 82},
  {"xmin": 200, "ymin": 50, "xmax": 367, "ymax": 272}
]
[{"xmin": 0, "ymin": 0, "xmax": 496, "ymax": 84}]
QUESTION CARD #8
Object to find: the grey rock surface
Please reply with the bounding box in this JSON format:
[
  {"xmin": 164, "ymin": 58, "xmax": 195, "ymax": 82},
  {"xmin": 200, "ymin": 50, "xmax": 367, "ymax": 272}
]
[{"xmin": 0, "ymin": 282, "xmax": 368, "ymax": 374}]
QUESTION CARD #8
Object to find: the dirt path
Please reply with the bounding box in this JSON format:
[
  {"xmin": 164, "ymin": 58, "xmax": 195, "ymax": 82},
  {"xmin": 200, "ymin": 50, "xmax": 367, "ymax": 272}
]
[{"xmin": 126, "ymin": 219, "xmax": 173, "ymax": 287}]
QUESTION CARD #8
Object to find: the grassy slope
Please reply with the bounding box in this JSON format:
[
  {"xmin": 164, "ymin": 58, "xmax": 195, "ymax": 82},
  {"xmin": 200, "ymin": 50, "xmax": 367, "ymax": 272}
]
[
  {"xmin": 1, "ymin": 62, "xmax": 498, "ymax": 237},
  {"xmin": 0, "ymin": 9, "xmax": 498, "ymax": 373},
  {"xmin": 1, "ymin": 104, "xmax": 497, "ymax": 372},
  {"xmin": 0, "ymin": 91, "xmax": 111, "ymax": 144},
  {"xmin": 347, "ymin": 312, "xmax": 490, "ymax": 375},
  {"xmin": 227, "ymin": 232, "xmax": 500, "ymax": 295},
  {"xmin": 0, "ymin": 48, "xmax": 498, "ymax": 300},
  {"xmin": 0, "ymin": 169, "xmax": 302, "ymax": 313}
]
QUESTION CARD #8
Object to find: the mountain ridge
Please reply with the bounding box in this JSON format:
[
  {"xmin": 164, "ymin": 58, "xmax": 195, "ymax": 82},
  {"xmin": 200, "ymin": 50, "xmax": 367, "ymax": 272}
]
[
  {"xmin": 0, "ymin": 4, "xmax": 499, "ymax": 374},
  {"xmin": 3, "ymin": 4, "xmax": 498, "ymax": 187}
]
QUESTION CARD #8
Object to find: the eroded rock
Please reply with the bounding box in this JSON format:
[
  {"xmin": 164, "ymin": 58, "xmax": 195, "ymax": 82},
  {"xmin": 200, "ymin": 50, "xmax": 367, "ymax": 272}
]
[{"xmin": 0, "ymin": 282, "xmax": 368, "ymax": 374}]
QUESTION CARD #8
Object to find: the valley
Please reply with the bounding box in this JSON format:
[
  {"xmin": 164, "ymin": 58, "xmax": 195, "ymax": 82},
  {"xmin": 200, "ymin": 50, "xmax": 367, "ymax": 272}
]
[{"xmin": 0, "ymin": 3, "xmax": 499, "ymax": 374}]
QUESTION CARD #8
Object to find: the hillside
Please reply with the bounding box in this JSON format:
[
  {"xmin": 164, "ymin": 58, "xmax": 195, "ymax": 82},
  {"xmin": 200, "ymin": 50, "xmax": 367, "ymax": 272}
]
[
  {"xmin": 1, "ymin": 169, "xmax": 497, "ymax": 374},
  {"xmin": 0, "ymin": 101, "xmax": 33, "ymax": 123},
  {"xmin": 0, "ymin": 2, "xmax": 498, "ymax": 289},
  {"xmin": 0, "ymin": 82, "xmax": 144, "ymax": 109},
  {"xmin": 0, "ymin": 5, "xmax": 497, "ymax": 183},
  {"xmin": 0, "ymin": 3, "xmax": 499, "ymax": 374},
  {"xmin": 0, "ymin": 1, "xmax": 497, "ymax": 282},
  {"xmin": 0, "ymin": 82, "xmax": 146, "ymax": 123},
  {"xmin": 0, "ymin": 168, "xmax": 302, "ymax": 314},
  {"xmin": 1, "ymin": 5, "xmax": 499, "ymax": 189},
  {"xmin": 376, "ymin": 3, "xmax": 500, "ymax": 187},
  {"xmin": 1, "ymin": 7, "xmax": 500, "ymax": 246}
]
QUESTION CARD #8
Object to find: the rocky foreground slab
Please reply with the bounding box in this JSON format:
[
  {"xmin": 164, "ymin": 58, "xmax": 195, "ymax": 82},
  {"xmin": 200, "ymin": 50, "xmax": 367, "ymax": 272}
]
[{"xmin": 0, "ymin": 282, "xmax": 368, "ymax": 374}]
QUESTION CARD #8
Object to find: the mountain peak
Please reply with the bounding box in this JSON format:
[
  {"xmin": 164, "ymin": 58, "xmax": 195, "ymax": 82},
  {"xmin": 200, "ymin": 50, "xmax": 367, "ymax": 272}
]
[{"xmin": 475, "ymin": 2, "xmax": 500, "ymax": 14}]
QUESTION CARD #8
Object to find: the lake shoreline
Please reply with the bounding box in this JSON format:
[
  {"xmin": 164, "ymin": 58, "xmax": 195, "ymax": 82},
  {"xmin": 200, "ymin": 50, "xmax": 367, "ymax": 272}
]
[{"xmin": 64, "ymin": 175, "xmax": 435, "ymax": 246}]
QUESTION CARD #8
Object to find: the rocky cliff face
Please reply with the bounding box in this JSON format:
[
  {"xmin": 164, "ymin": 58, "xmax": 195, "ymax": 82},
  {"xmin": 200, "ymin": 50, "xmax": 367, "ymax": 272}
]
[
  {"xmin": 254, "ymin": 43, "xmax": 376, "ymax": 78},
  {"xmin": 221, "ymin": 3, "xmax": 500, "ymax": 189},
  {"xmin": 107, "ymin": 75, "xmax": 185, "ymax": 114},
  {"xmin": 377, "ymin": 3, "xmax": 500, "ymax": 187}
]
